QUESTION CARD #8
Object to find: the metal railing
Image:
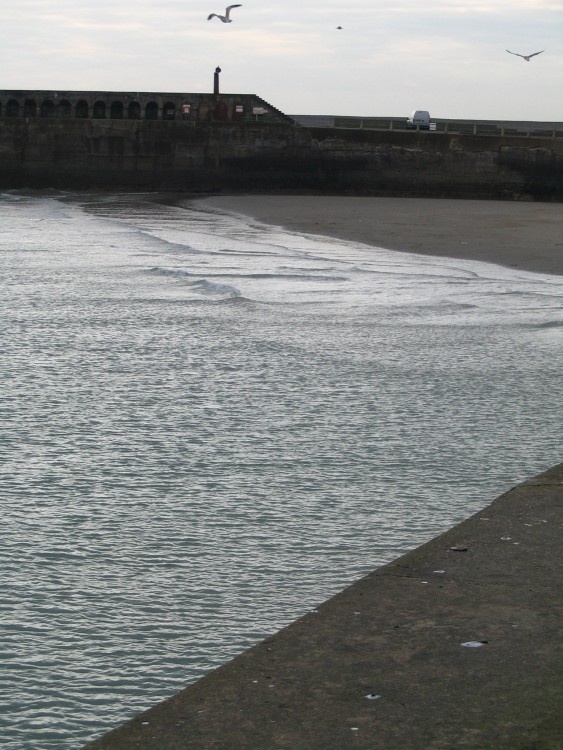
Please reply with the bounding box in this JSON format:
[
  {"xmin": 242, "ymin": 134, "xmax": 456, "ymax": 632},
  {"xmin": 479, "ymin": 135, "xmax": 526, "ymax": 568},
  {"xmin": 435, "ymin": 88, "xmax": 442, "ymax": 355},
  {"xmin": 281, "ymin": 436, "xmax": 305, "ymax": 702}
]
[{"xmin": 294, "ymin": 115, "xmax": 563, "ymax": 139}]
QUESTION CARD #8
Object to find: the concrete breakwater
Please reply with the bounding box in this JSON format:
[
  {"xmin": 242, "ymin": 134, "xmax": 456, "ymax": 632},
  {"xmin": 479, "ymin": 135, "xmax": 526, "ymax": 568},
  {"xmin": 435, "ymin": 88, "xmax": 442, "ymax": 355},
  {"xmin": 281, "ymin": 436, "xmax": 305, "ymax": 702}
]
[
  {"xmin": 83, "ymin": 463, "xmax": 563, "ymax": 750},
  {"xmin": 1, "ymin": 90, "xmax": 563, "ymax": 200}
]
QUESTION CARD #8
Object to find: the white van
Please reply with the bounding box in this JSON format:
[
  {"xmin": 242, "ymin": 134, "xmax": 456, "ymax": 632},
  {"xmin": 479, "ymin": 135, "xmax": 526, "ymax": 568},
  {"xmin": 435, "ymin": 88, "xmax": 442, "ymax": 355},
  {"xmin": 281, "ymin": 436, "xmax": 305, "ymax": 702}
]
[{"xmin": 406, "ymin": 110, "xmax": 430, "ymax": 129}]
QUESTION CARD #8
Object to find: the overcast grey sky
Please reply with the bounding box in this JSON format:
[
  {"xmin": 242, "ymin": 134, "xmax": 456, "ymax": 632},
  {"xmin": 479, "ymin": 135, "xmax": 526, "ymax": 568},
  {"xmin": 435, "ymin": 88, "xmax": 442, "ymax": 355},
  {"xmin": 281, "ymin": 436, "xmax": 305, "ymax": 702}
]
[{"xmin": 2, "ymin": 0, "xmax": 562, "ymax": 120}]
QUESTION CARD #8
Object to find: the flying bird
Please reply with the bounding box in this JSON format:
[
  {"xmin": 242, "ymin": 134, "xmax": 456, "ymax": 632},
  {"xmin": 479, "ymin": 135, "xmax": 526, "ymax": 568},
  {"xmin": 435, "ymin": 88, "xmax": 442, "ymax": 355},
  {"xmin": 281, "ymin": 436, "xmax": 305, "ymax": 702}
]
[
  {"xmin": 207, "ymin": 4, "xmax": 242, "ymax": 22},
  {"xmin": 506, "ymin": 49, "xmax": 544, "ymax": 61}
]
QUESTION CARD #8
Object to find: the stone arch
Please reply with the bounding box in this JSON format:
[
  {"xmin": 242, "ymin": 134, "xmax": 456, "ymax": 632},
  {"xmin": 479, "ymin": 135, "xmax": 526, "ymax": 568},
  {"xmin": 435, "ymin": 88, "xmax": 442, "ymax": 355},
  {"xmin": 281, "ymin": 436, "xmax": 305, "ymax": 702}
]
[
  {"xmin": 214, "ymin": 101, "xmax": 228, "ymax": 121},
  {"xmin": 6, "ymin": 99, "xmax": 20, "ymax": 117},
  {"xmin": 127, "ymin": 101, "xmax": 141, "ymax": 119},
  {"xmin": 93, "ymin": 100, "xmax": 106, "ymax": 119},
  {"xmin": 24, "ymin": 99, "xmax": 37, "ymax": 117},
  {"xmin": 162, "ymin": 101, "xmax": 176, "ymax": 121},
  {"xmin": 57, "ymin": 99, "xmax": 72, "ymax": 118},
  {"xmin": 75, "ymin": 100, "xmax": 89, "ymax": 118},
  {"xmin": 145, "ymin": 101, "xmax": 159, "ymax": 120},
  {"xmin": 110, "ymin": 101, "xmax": 124, "ymax": 119},
  {"xmin": 40, "ymin": 99, "xmax": 56, "ymax": 118}
]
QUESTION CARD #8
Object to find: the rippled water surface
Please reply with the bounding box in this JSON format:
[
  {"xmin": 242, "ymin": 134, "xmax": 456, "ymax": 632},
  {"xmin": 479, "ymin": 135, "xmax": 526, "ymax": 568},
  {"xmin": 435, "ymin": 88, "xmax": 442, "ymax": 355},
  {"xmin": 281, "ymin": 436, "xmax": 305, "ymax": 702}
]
[{"xmin": 1, "ymin": 191, "xmax": 562, "ymax": 749}]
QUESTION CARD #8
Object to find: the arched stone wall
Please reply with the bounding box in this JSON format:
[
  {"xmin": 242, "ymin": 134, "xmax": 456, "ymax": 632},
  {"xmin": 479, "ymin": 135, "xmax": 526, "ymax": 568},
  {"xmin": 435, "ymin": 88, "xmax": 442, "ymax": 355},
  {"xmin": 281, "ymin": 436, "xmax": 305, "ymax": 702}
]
[
  {"xmin": 76, "ymin": 100, "xmax": 89, "ymax": 118},
  {"xmin": 93, "ymin": 101, "xmax": 106, "ymax": 119},
  {"xmin": 110, "ymin": 101, "xmax": 124, "ymax": 119},
  {"xmin": 145, "ymin": 101, "xmax": 159, "ymax": 120},
  {"xmin": 58, "ymin": 99, "xmax": 72, "ymax": 118},
  {"xmin": 128, "ymin": 101, "xmax": 141, "ymax": 120},
  {"xmin": 7, "ymin": 99, "xmax": 19, "ymax": 117},
  {"xmin": 0, "ymin": 90, "xmax": 293, "ymax": 125},
  {"xmin": 163, "ymin": 102, "xmax": 176, "ymax": 121},
  {"xmin": 40, "ymin": 100, "xmax": 55, "ymax": 118},
  {"xmin": 24, "ymin": 99, "xmax": 37, "ymax": 117}
]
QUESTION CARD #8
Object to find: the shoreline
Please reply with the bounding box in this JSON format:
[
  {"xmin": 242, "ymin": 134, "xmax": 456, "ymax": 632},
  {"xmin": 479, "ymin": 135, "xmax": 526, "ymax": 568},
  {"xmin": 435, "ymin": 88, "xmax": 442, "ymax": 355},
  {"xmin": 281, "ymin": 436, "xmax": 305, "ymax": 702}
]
[{"xmin": 188, "ymin": 195, "xmax": 563, "ymax": 276}]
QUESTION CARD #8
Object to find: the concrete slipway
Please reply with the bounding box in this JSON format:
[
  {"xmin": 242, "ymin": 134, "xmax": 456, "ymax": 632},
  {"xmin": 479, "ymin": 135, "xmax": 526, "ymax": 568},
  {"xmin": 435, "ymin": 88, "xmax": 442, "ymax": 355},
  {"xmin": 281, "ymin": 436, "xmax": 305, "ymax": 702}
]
[{"xmin": 84, "ymin": 464, "xmax": 563, "ymax": 750}]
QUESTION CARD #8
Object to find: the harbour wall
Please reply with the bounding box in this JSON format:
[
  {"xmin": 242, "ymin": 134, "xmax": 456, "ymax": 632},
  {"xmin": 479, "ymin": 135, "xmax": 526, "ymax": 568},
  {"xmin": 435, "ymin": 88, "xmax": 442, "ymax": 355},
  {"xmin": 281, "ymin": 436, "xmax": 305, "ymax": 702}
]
[{"xmin": 1, "ymin": 90, "xmax": 563, "ymax": 200}]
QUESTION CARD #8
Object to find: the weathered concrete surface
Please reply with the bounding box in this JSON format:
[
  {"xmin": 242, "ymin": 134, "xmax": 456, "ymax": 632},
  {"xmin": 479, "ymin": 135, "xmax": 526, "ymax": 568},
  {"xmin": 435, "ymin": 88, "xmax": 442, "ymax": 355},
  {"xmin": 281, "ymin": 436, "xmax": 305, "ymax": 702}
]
[{"xmin": 83, "ymin": 464, "xmax": 563, "ymax": 750}]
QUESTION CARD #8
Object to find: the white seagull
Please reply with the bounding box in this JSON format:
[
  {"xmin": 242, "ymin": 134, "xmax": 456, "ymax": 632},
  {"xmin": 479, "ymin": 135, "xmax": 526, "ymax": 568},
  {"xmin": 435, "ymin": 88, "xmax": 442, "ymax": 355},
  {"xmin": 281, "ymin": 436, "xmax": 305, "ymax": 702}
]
[
  {"xmin": 506, "ymin": 49, "xmax": 544, "ymax": 61},
  {"xmin": 207, "ymin": 4, "xmax": 242, "ymax": 22}
]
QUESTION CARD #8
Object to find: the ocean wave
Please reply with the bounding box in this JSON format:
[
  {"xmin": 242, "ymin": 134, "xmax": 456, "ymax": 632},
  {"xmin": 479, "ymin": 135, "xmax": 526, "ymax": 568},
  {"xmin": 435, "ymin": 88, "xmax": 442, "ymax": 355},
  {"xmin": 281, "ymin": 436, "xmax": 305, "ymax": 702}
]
[
  {"xmin": 496, "ymin": 288, "xmax": 563, "ymax": 299},
  {"xmin": 137, "ymin": 230, "xmax": 205, "ymax": 255},
  {"xmin": 146, "ymin": 266, "xmax": 191, "ymax": 279},
  {"xmin": 146, "ymin": 267, "xmax": 241, "ymax": 298},
  {"xmin": 190, "ymin": 278, "xmax": 242, "ymax": 297},
  {"xmin": 524, "ymin": 319, "xmax": 563, "ymax": 329},
  {"xmin": 199, "ymin": 272, "xmax": 349, "ymax": 282},
  {"xmin": 0, "ymin": 192, "xmax": 27, "ymax": 202}
]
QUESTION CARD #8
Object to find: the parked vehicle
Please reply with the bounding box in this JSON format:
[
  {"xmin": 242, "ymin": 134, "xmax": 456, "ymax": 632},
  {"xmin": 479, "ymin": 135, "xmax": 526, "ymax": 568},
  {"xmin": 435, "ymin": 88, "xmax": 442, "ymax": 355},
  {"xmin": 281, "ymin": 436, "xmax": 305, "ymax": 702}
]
[{"xmin": 406, "ymin": 110, "xmax": 430, "ymax": 129}]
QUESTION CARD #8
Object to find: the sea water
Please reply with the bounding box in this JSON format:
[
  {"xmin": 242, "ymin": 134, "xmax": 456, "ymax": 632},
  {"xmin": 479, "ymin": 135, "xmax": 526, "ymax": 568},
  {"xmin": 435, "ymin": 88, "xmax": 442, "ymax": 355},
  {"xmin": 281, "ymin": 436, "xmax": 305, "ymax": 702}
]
[{"xmin": 1, "ymin": 191, "xmax": 562, "ymax": 749}]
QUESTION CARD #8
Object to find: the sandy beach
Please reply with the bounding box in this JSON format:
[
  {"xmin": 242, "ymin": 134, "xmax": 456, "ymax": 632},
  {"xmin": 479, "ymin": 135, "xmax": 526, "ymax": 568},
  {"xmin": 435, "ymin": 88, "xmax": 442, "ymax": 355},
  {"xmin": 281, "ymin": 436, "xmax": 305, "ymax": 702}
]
[{"xmin": 194, "ymin": 196, "xmax": 563, "ymax": 276}]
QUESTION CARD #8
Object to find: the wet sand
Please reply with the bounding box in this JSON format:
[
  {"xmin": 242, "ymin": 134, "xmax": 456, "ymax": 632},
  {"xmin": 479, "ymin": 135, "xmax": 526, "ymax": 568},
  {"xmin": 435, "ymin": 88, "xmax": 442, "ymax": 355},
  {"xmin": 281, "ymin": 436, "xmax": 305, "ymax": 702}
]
[{"xmin": 193, "ymin": 196, "xmax": 563, "ymax": 276}]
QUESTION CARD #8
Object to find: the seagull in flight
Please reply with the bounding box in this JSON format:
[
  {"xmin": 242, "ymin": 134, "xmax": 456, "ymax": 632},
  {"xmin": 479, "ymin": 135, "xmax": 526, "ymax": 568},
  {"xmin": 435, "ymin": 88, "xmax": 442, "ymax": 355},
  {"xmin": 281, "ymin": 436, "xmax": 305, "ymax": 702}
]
[
  {"xmin": 506, "ymin": 49, "xmax": 544, "ymax": 61},
  {"xmin": 208, "ymin": 4, "xmax": 242, "ymax": 22}
]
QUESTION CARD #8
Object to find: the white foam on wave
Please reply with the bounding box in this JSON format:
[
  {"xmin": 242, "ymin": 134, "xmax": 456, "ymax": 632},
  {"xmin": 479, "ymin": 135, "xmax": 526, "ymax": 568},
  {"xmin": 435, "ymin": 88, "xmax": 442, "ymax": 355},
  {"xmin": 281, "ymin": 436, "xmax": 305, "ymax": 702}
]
[{"xmin": 146, "ymin": 266, "xmax": 241, "ymax": 298}]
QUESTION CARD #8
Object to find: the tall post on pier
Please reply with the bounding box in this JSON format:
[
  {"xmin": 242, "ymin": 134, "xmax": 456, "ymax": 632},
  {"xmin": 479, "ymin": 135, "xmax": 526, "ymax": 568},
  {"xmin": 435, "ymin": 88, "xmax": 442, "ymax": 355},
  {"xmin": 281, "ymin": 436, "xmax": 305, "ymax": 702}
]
[{"xmin": 214, "ymin": 67, "xmax": 221, "ymax": 97}]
